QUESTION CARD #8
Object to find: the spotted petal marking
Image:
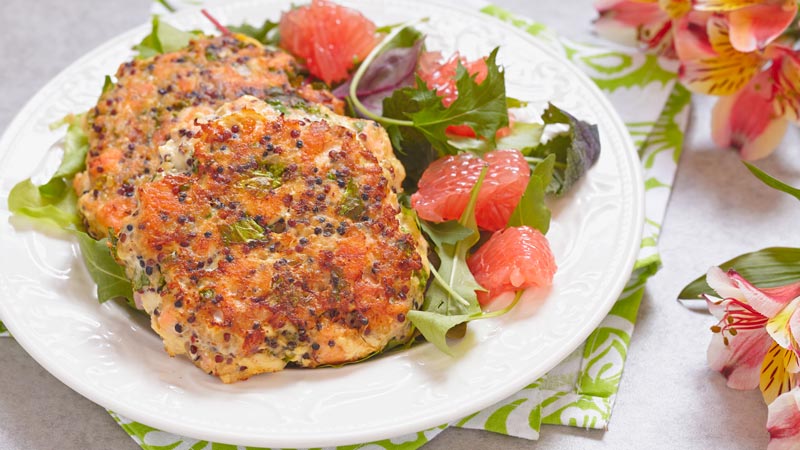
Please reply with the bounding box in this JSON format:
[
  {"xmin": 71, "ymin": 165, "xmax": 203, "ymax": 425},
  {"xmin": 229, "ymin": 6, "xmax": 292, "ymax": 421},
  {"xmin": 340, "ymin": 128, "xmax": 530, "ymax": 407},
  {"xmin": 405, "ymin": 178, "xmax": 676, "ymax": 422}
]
[
  {"xmin": 694, "ymin": 0, "xmax": 764, "ymax": 11},
  {"xmin": 679, "ymin": 17, "xmax": 762, "ymax": 95},
  {"xmin": 775, "ymin": 55, "xmax": 800, "ymax": 123},
  {"xmin": 659, "ymin": 0, "xmax": 692, "ymax": 18},
  {"xmin": 760, "ymin": 342, "xmax": 799, "ymax": 404}
]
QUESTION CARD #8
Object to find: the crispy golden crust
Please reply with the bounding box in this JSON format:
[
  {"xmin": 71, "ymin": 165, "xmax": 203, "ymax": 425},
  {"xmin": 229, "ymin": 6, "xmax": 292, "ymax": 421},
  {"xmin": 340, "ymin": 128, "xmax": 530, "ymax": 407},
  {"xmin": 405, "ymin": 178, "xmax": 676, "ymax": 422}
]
[
  {"xmin": 116, "ymin": 98, "xmax": 427, "ymax": 383},
  {"xmin": 74, "ymin": 35, "xmax": 343, "ymax": 238}
]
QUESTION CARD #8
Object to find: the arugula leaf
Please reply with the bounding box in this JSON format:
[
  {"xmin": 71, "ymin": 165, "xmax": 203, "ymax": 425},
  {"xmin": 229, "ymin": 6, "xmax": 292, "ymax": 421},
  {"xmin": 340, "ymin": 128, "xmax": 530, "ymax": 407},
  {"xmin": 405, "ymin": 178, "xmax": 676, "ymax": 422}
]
[
  {"xmin": 419, "ymin": 220, "xmax": 473, "ymax": 249},
  {"xmin": 744, "ymin": 162, "xmax": 800, "ymax": 201},
  {"xmin": 526, "ymin": 103, "xmax": 600, "ymax": 195},
  {"xmin": 0, "ymin": 321, "xmax": 6, "ymax": 334},
  {"xmin": 410, "ymin": 167, "xmax": 488, "ymax": 353},
  {"xmin": 422, "ymin": 166, "xmax": 486, "ymax": 316},
  {"xmin": 220, "ymin": 218, "xmax": 266, "ymax": 244},
  {"xmin": 406, "ymin": 311, "xmax": 471, "ymax": 355},
  {"xmin": 133, "ymin": 16, "xmax": 196, "ymax": 59},
  {"xmin": 228, "ymin": 19, "xmax": 280, "ymax": 46},
  {"xmin": 73, "ymin": 232, "xmax": 134, "ymax": 304},
  {"xmin": 507, "ymin": 153, "xmax": 555, "ymax": 233}
]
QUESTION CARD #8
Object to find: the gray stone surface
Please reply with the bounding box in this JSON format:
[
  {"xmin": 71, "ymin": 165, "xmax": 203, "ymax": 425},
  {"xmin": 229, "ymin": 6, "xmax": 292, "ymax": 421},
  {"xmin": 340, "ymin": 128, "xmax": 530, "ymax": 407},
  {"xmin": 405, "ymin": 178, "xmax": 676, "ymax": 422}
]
[{"xmin": 2, "ymin": 0, "xmax": 799, "ymax": 449}]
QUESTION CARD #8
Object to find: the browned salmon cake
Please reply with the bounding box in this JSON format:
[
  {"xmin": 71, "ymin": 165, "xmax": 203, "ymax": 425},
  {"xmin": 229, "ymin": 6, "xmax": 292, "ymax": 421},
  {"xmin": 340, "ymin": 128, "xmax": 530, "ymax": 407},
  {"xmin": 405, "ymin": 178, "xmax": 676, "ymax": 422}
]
[
  {"xmin": 114, "ymin": 97, "xmax": 428, "ymax": 383},
  {"xmin": 73, "ymin": 35, "xmax": 344, "ymax": 238}
]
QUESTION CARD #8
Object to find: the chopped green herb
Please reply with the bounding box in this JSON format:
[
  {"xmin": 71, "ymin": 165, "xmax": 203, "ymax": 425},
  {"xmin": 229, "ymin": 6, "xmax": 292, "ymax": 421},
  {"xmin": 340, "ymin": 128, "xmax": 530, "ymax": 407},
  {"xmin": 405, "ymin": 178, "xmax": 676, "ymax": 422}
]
[
  {"xmin": 220, "ymin": 218, "xmax": 266, "ymax": 244},
  {"xmin": 339, "ymin": 179, "xmax": 365, "ymax": 220}
]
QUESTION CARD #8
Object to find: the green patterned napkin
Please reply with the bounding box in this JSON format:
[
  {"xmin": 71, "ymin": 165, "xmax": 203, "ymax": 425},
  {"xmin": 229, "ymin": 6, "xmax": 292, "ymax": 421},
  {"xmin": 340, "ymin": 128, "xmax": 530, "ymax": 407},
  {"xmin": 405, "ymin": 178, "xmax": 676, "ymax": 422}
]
[{"xmin": 0, "ymin": 2, "xmax": 691, "ymax": 448}]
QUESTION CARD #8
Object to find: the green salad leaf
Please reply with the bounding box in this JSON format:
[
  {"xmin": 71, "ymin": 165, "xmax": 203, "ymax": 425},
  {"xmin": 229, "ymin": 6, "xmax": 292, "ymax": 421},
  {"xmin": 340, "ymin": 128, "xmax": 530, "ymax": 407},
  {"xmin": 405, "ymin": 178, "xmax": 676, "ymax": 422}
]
[
  {"xmin": 134, "ymin": 15, "xmax": 196, "ymax": 59},
  {"xmin": 8, "ymin": 179, "xmax": 82, "ymax": 229},
  {"xmin": 102, "ymin": 75, "xmax": 115, "ymax": 94},
  {"xmin": 383, "ymin": 48, "xmax": 508, "ymax": 156},
  {"xmin": 496, "ymin": 121, "xmax": 544, "ymax": 151},
  {"xmin": 526, "ymin": 103, "xmax": 601, "ymax": 195},
  {"xmin": 8, "ymin": 114, "xmax": 89, "ymax": 229},
  {"xmin": 8, "ymin": 111, "xmax": 135, "ymax": 306},
  {"xmin": 507, "ymin": 153, "xmax": 555, "ymax": 233},
  {"xmin": 73, "ymin": 232, "xmax": 135, "ymax": 304},
  {"xmin": 0, "ymin": 321, "xmax": 6, "ymax": 334},
  {"xmin": 382, "ymin": 94, "xmax": 438, "ymax": 192},
  {"xmin": 409, "ymin": 167, "xmax": 487, "ymax": 354},
  {"xmin": 228, "ymin": 19, "xmax": 280, "ymax": 46}
]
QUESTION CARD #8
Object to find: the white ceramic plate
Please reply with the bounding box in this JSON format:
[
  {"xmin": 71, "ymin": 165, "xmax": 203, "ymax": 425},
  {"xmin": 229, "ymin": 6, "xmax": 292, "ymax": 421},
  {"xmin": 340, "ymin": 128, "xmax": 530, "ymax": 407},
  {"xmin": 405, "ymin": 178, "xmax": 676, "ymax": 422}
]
[{"xmin": 0, "ymin": 0, "xmax": 643, "ymax": 447}]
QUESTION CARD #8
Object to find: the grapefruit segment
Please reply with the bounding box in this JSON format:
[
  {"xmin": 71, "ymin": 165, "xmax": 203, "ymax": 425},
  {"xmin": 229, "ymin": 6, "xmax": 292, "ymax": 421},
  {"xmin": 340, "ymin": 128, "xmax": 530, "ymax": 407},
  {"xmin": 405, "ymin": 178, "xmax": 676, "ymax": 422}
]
[
  {"xmin": 411, "ymin": 149, "xmax": 530, "ymax": 231},
  {"xmin": 467, "ymin": 226, "xmax": 556, "ymax": 305},
  {"xmin": 279, "ymin": 0, "xmax": 380, "ymax": 85}
]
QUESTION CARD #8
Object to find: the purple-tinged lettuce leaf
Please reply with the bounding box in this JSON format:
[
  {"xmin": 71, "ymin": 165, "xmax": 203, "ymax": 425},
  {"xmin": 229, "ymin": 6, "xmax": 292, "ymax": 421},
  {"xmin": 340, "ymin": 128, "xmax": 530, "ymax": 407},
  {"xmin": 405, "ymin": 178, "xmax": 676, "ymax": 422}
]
[
  {"xmin": 335, "ymin": 27, "xmax": 424, "ymax": 115},
  {"xmin": 525, "ymin": 103, "xmax": 601, "ymax": 195}
]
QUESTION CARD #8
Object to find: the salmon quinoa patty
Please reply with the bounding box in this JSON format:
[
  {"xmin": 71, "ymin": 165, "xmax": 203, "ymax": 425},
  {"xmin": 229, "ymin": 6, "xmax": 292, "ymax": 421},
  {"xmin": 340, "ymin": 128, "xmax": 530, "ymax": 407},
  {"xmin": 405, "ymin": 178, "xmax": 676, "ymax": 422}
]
[
  {"xmin": 115, "ymin": 97, "xmax": 428, "ymax": 383},
  {"xmin": 73, "ymin": 35, "xmax": 343, "ymax": 238}
]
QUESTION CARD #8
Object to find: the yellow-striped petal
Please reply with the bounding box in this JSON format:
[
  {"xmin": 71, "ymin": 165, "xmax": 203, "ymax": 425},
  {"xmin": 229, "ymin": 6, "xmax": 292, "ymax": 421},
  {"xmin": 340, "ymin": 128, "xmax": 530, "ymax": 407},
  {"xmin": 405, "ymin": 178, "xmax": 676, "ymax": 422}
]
[
  {"xmin": 694, "ymin": 0, "xmax": 764, "ymax": 12},
  {"xmin": 775, "ymin": 55, "xmax": 800, "ymax": 123},
  {"xmin": 760, "ymin": 342, "xmax": 798, "ymax": 404},
  {"xmin": 767, "ymin": 298, "xmax": 800, "ymax": 349},
  {"xmin": 660, "ymin": 0, "xmax": 692, "ymax": 17},
  {"xmin": 679, "ymin": 17, "xmax": 763, "ymax": 95}
]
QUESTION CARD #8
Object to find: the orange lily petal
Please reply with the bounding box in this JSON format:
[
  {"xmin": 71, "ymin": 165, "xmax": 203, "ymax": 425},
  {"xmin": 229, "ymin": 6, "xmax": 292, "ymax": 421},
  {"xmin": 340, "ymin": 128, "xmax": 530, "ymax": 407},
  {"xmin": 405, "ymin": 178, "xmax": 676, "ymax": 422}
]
[
  {"xmin": 711, "ymin": 72, "xmax": 789, "ymax": 159},
  {"xmin": 680, "ymin": 16, "xmax": 763, "ymax": 95},
  {"xmin": 761, "ymin": 342, "xmax": 799, "ymax": 403},
  {"xmin": 767, "ymin": 390, "xmax": 800, "ymax": 450},
  {"xmin": 728, "ymin": 2, "xmax": 798, "ymax": 52}
]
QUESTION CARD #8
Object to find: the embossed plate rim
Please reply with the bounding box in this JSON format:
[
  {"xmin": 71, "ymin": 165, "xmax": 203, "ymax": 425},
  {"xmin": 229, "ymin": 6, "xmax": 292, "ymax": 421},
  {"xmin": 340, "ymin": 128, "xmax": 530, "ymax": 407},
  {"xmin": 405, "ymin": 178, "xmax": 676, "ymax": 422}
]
[{"xmin": 0, "ymin": 0, "xmax": 644, "ymax": 447}]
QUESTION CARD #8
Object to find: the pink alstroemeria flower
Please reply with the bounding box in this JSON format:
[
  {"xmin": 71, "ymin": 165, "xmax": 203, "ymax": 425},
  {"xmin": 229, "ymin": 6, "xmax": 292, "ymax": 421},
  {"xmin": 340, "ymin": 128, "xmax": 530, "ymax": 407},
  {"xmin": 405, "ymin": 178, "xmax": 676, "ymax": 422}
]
[
  {"xmin": 694, "ymin": 0, "xmax": 798, "ymax": 53},
  {"xmin": 767, "ymin": 388, "xmax": 800, "ymax": 450},
  {"xmin": 704, "ymin": 266, "xmax": 800, "ymax": 403},
  {"xmin": 679, "ymin": 16, "xmax": 800, "ymax": 159},
  {"xmin": 595, "ymin": 0, "xmax": 691, "ymax": 56}
]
